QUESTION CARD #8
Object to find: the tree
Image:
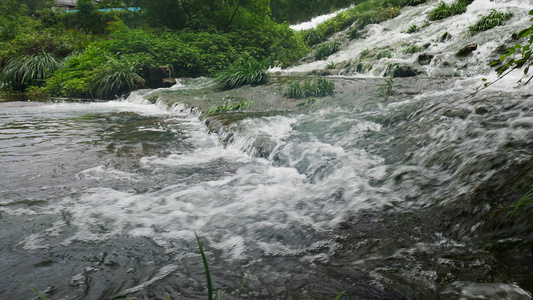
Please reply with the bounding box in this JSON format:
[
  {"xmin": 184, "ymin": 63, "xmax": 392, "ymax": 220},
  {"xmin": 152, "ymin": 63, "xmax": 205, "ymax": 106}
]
[{"xmin": 0, "ymin": 0, "xmax": 33, "ymax": 42}]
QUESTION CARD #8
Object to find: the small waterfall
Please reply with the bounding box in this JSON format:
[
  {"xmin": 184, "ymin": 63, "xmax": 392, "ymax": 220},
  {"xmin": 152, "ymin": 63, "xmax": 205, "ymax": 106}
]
[{"xmin": 282, "ymin": 0, "xmax": 533, "ymax": 79}]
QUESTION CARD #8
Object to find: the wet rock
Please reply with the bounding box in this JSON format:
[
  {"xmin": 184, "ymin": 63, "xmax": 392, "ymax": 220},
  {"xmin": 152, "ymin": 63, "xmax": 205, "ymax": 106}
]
[
  {"xmin": 495, "ymin": 44, "xmax": 509, "ymax": 55},
  {"xmin": 441, "ymin": 32, "xmax": 452, "ymax": 42},
  {"xmin": 417, "ymin": 53, "xmax": 434, "ymax": 65},
  {"xmin": 387, "ymin": 64, "xmax": 422, "ymax": 78},
  {"xmin": 148, "ymin": 66, "xmax": 173, "ymax": 88},
  {"xmin": 456, "ymin": 44, "xmax": 478, "ymax": 57}
]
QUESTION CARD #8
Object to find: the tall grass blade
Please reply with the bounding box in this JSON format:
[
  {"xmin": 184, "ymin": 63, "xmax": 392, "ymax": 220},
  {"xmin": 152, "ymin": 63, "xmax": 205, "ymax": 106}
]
[
  {"xmin": 26, "ymin": 285, "xmax": 51, "ymax": 300},
  {"xmin": 195, "ymin": 232, "xmax": 213, "ymax": 300}
]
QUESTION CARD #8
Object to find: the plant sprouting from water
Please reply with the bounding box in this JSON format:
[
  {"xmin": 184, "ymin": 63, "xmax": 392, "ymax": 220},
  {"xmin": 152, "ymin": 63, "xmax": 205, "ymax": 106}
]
[
  {"xmin": 374, "ymin": 50, "xmax": 392, "ymax": 60},
  {"xmin": 428, "ymin": 0, "xmax": 474, "ymax": 21},
  {"xmin": 378, "ymin": 76, "xmax": 394, "ymax": 100},
  {"xmin": 314, "ymin": 41, "xmax": 340, "ymax": 60},
  {"xmin": 468, "ymin": 10, "xmax": 514, "ymax": 35},
  {"xmin": 403, "ymin": 44, "xmax": 423, "ymax": 54},
  {"xmin": 214, "ymin": 57, "xmax": 269, "ymax": 90},
  {"xmin": 284, "ymin": 76, "xmax": 335, "ymax": 99},
  {"xmin": 195, "ymin": 232, "xmax": 249, "ymax": 300},
  {"xmin": 359, "ymin": 49, "xmax": 371, "ymax": 60},
  {"xmin": 204, "ymin": 98, "xmax": 253, "ymax": 115}
]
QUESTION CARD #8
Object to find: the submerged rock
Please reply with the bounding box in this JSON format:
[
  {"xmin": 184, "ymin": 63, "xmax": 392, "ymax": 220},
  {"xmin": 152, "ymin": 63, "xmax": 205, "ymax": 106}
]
[
  {"xmin": 456, "ymin": 44, "xmax": 478, "ymax": 57},
  {"xmin": 417, "ymin": 53, "xmax": 434, "ymax": 65},
  {"xmin": 387, "ymin": 64, "xmax": 423, "ymax": 78}
]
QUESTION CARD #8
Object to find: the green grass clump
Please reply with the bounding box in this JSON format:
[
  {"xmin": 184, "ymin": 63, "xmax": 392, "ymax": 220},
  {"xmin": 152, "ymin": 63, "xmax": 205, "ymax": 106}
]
[
  {"xmin": 404, "ymin": 21, "xmax": 429, "ymax": 33},
  {"xmin": 300, "ymin": 29, "xmax": 326, "ymax": 47},
  {"xmin": 90, "ymin": 56, "xmax": 144, "ymax": 99},
  {"xmin": 428, "ymin": 0, "xmax": 474, "ymax": 21},
  {"xmin": 403, "ymin": 44, "xmax": 423, "ymax": 54},
  {"xmin": 375, "ymin": 50, "xmax": 392, "ymax": 60},
  {"xmin": 0, "ymin": 52, "xmax": 65, "ymax": 91},
  {"xmin": 315, "ymin": 41, "xmax": 340, "ymax": 60},
  {"xmin": 359, "ymin": 49, "xmax": 371, "ymax": 60},
  {"xmin": 356, "ymin": 6, "xmax": 401, "ymax": 29},
  {"xmin": 284, "ymin": 76, "xmax": 335, "ymax": 98},
  {"xmin": 468, "ymin": 10, "xmax": 513, "ymax": 35},
  {"xmin": 205, "ymin": 98, "xmax": 253, "ymax": 114},
  {"xmin": 214, "ymin": 58, "xmax": 269, "ymax": 90}
]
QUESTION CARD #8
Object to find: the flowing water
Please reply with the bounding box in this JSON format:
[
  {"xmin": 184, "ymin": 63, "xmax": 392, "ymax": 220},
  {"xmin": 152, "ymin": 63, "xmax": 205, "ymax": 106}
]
[{"xmin": 2, "ymin": 1, "xmax": 533, "ymax": 299}]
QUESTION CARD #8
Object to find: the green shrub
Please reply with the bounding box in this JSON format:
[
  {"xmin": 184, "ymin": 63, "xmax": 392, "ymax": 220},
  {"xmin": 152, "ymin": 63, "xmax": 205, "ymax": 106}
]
[
  {"xmin": 0, "ymin": 52, "xmax": 65, "ymax": 91},
  {"xmin": 468, "ymin": 10, "xmax": 513, "ymax": 35},
  {"xmin": 214, "ymin": 58, "xmax": 269, "ymax": 90},
  {"xmin": 428, "ymin": 0, "xmax": 474, "ymax": 21},
  {"xmin": 89, "ymin": 56, "xmax": 145, "ymax": 99},
  {"xmin": 315, "ymin": 41, "xmax": 340, "ymax": 60},
  {"xmin": 284, "ymin": 76, "xmax": 335, "ymax": 98},
  {"xmin": 44, "ymin": 49, "xmax": 107, "ymax": 98}
]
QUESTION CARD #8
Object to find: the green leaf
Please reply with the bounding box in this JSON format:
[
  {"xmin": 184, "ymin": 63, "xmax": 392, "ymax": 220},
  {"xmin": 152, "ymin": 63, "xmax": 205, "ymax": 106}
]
[{"xmin": 195, "ymin": 232, "xmax": 213, "ymax": 300}]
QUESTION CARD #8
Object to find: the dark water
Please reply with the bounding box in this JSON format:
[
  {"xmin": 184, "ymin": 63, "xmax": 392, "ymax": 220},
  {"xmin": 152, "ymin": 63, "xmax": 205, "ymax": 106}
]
[{"xmin": 1, "ymin": 78, "xmax": 532, "ymax": 299}]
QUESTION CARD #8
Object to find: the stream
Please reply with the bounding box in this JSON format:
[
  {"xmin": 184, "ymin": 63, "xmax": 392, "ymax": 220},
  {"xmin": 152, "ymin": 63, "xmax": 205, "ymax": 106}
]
[{"xmin": 2, "ymin": 0, "xmax": 533, "ymax": 298}]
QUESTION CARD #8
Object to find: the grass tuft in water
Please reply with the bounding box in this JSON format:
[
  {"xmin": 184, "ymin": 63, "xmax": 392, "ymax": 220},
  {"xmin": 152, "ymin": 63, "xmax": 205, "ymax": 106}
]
[
  {"xmin": 284, "ymin": 76, "xmax": 335, "ymax": 99},
  {"xmin": 428, "ymin": 0, "xmax": 474, "ymax": 21},
  {"xmin": 374, "ymin": 50, "xmax": 392, "ymax": 60},
  {"xmin": 214, "ymin": 58, "xmax": 269, "ymax": 90},
  {"xmin": 404, "ymin": 44, "xmax": 423, "ymax": 54},
  {"xmin": 315, "ymin": 41, "xmax": 340, "ymax": 60},
  {"xmin": 468, "ymin": 10, "xmax": 513, "ymax": 35},
  {"xmin": 205, "ymin": 98, "xmax": 253, "ymax": 115},
  {"xmin": 378, "ymin": 76, "xmax": 394, "ymax": 100}
]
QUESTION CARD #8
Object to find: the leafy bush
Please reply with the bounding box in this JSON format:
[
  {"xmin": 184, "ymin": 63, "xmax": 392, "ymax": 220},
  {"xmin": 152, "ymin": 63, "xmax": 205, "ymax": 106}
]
[
  {"xmin": 315, "ymin": 41, "xmax": 340, "ymax": 60},
  {"xmin": 90, "ymin": 56, "xmax": 145, "ymax": 99},
  {"xmin": 44, "ymin": 48, "xmax": 107, "ymax": 98},
  {"xmin": 214, "ymin": 58, "xmax": 269, "ymax": 90},
  {"xmin": 284, "ymin": 76, "xmax": 335, "ymax": 98},
  {"xmin": 428, "ymin": 0, "xmax": 474, "ymax": 21},
  {"xmin": 0, "ymin": 52, "xmax": 65, "ymax": 91},
  {"xmin": 468, "ymin": 10, "xmax": 513, "ymax": 35}
]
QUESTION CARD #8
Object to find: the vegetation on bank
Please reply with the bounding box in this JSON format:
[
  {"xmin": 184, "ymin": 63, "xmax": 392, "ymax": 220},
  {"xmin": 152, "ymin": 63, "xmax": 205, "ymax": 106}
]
[{"xmin": 0, "ymin": 0, "xmax": 308, "ymax": 99}]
